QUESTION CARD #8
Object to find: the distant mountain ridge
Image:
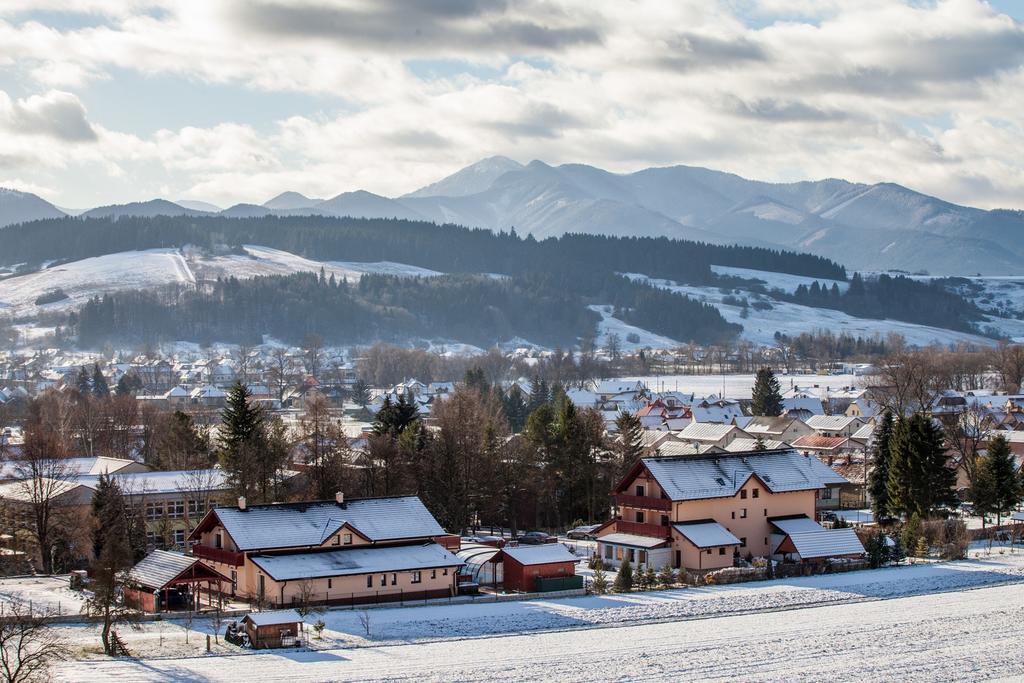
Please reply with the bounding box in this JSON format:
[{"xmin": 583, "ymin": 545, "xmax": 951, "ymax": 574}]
[{"xmin": 4, "ymin": 158, "xmax": 1022, "ymax": 274}]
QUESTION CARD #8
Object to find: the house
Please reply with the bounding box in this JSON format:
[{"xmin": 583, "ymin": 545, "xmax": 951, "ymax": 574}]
[
  {"xmin": 790, "ymin": 435, "xmax": 858, "ymax": 462},
  {"xmin": 492, "ymin": 544, "xmax": 581, "ymax": 593},
  {"xmin": 594, "ymin": 448, "xmax": 857, "ymax": 575},
  {"xmin": 188, "ymin": 494, "xmax": 464, "ymax": 608},
  {"xmin": 242, "ymin": 610, "xmax": 304, "ymax": 649},
  {"xmin": 676, "ymin": 422, "xmax": 751, "ymax": 449},
  {"xmin": 744, "ymin": 416, "xmax": 814, "ymax": 444},
  {"xmin": 125, "ymin": 549, "xmax": 230, "ymax": 613},
  {"xmin": 804, "ymin": 415, "xmax": 865, "ymax": 438},
  {"xmin": 689, "ymin": 396, "xmax": 744, "ymax": 424}
]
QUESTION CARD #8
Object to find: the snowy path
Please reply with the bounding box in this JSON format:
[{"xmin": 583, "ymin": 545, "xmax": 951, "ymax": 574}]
[{"xmin": 55, "ymin": 582, "xmax": 1024, "ymax": 682}]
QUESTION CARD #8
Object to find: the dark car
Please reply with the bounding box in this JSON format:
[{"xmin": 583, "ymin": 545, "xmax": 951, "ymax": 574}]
[
  {"xmin": 516, "ymin": 531, "xmax": 553, "ymax": 545},
  {"xmin": 566, "ymin": 524, "xmax": 601, "ymax": 540}
]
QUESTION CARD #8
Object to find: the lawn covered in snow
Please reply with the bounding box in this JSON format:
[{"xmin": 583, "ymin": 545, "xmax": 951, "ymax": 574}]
[
  {"xmin": 52, "ymin": 552, "xmax": 1024, "ymax": 682},
  {"xmin": 710, "ymin": 265, "xmax": 849, "ymax": 294}
]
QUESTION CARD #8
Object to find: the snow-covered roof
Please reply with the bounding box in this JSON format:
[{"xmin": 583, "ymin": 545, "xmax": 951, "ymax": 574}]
[
  {"xmin": 500, "ymin": 544, "xmax": 577, "ymax": 566},
  {"xmin": 851, "ymin": 423, "xmax": 875, "ymax": 441},
  {"xmin": 745, "ymin": 416, "xmax": 801, "ymax": 436},
  {"xmin": 782, "ymin": 396, "xmax": 824, "ymax": 415},
  {"xmin": 805, "ymin": 415, "xmax": 862, "ymax": 431},
  {"xmin": 642, "ymin": 449, "xmax": 847, "ymax": 501},
  {"xmin": 128, "ymin": 550, "xmax": 220, "ymax": 590},
  {"xmin": 724, "ymin": 438, "xmax": 786, "ymax": 452},
  {"xmin": 210, "ymin": 496, "xmax": 445, "ymax": 551},
  {"xmin": 598, "ymin": 533, "xmax": 668, "ymax": 549},
  {"xmin": 243, "ymin": 609, "xmax": 302, "ymax": 626},
  {"xmin": 783, "ymin": 528, "xmax": 865, "ymax": 559},
  {"xmin": 678, "ymin": 422, "xmax": 741, "ymax": 442},
  {"xmin": 78, "ymin": 469, "xmax": 228, "ymax": 495},
  {"xmin": 768, "ymin": 515, "xmax": 825, "ymax": 535},
  {"xmin": 673, "ymin": 521, "xmax": 740, "ymax": 548},
  {"xmin": 250, "ymin": 543, "xmax": 462, "ymax": 581}
]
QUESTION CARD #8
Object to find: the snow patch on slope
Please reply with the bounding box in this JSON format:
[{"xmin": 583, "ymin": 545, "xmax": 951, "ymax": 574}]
[
  {"xmin": 711, "ymin": 265, "xmax": 848, "ymax": 294},
  {"xmin": 589, "ymin": 304, "xmax": 680, "ymax": 350}
]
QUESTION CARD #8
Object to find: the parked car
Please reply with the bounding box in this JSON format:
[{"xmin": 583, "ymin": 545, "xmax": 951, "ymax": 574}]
[
  {"xmin": 566, "ymin": 524, "xmax": 601, "ymax": 540},
  {"xmin": 516, "ymin": 531, "xmax": 554, "ymax": 545}
]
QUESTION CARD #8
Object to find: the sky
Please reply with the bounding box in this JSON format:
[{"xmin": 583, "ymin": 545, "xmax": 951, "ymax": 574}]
[{"xmin": 0, "ymin": 0, "xmax": 1022, "ymax": 210}]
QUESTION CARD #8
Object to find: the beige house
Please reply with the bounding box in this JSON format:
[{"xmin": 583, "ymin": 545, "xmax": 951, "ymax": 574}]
[
  {"xmin": 188, "ymin": 494, "xmax": 463, "ymax": 607},
  {"xmin": 744, "ymin": 416, "xmax": 814, "ymax": 444},
  {"xmin": 595, "ymin": 448, "xmax": 860, "ymax": 574},
  {"xmin": 805, "ymin": 415, "xmax": 866, "ymax": 438}
]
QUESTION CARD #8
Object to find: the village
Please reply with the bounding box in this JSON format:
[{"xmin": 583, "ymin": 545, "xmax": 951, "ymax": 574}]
[{"xmin": 0, "ymin": 337, "xmax": 1021, "ymax": 679}]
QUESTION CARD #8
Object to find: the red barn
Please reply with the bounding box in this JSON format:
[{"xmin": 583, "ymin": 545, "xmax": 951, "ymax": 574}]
[{"xmin": 494, "ymin": 544, "xmax": 581, "ymax": 593}]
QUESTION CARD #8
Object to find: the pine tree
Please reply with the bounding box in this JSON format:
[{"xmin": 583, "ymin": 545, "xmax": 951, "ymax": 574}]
[
  {"xmin": 632, "ymin": 563, "xmax": 646, "ymax": 590},
  {"xmin": 868, "ymin": 411, "xmax": 894, "ymax": 521},
  {"xmin": 644, "ymin": 565, "xmax": 657, "ymax": 590},
  {"xmin": 76, "ymin": 365, "xmax": 92, "ymax": 395},
  {"xmin": 614, "ymin": 557, "xmax": 633, "ymax": 592},
  {"xmin": 750, "ymin": 367, "xmax": 783, "ymax": 417},
  {"xmin": 502, "ymin": 385, "xmax": 529, "ymax": 433},
  {"xmin": 91, "ymin": 363, "xmax": 110, "ymax": 398},
  {"xmin": 888, "ymin": 414, "xmax": 954, "ymax": 519},
  {"xmin": 987, "ymin": 434, "xmax": 1022, "ymax": 527},
  {"xmin": 657, "ymin": 564, "xmax": 675, "ymax": 589},
  {"xmin": 591, "ymin": 559, "xmax": 608, "ymax": 594},
  {"xmin": 614, "ymin": 411, "xmax": 644, "ymax": 476},
  {"xmin": 350, "ymin": 379, "xmax": 371, "ymax": 407},
  {"xmin": 914, "ymin": 536, "xmax": 929, "ymax": 559},
  {"xmin": 969, "ymin": 456, "xmax": 997, "ymax": 529},
  {"xmin": 217, "ymin": 381, "xmax": 266, "ymax": 500},
  {"xmin": 753, "ymin": 434, "xmax": 767, "ymax": 451}
]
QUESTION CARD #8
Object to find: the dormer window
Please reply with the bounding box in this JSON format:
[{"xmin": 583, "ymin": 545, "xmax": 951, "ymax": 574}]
[
  {"xmin": 344, "ymin": 533, "xmax": 353, "ymax": 545},
  {"xmin": 332, "ymin": 535, "xmax": 340, "ymax": 546}
]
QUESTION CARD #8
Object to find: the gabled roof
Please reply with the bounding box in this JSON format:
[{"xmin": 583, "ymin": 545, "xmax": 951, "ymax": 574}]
[
  {"xmin": 723, "ymin": 438, "xmax": 786, "ymax": 452},
  {"xmin": 638, "ymin": 448, "xmax": 847, "ymax": 501},
  {"xmin": 673, "ymin": 521, "xmax": 741, "ymax": 548},
  {"xmin": 745, "ymin": 416, "xmax": 800, "ymax": 436},
  {"xmin": 243, "ymin": 609, "xmax": 302, "ymax": 626},
  {"xmin": 196, "ymin": 496, "xmax": 445, "ymax": 551},
  {"xmin": 678, "ymin": 422, "xmax": 743, "ymax": 442},
  {"xmin": 250, "ymin": 542, "xmax": 462, "ymax": 581},
  {"xmin": 791, "ymin": 435, "xmax": 850, "ymax": 451},
  {"xmin": 128, "ymin": 550, "xmax": 229, "ymax": 590},
  {"xmin": 805, "ymin": 415, "xmax": 862, "ymax": 431},
  {"xmin": 598, "ymin": 533, "xmax": 668, "ymax": 549}
]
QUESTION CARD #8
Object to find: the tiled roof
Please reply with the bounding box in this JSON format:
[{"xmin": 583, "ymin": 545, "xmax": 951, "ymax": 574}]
[
  {"xmin": 212, "ymin": 496, "xmax": 445, "ymax": 551},
  {"xmin": 642, "ymin": 448, "xmax": 847, "ymax": 501}
]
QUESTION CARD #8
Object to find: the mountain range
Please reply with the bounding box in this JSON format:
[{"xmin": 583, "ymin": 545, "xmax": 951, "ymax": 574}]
[{"xmin": 3, "ymin": 158, "xmax": 1022, "ymax": 275}]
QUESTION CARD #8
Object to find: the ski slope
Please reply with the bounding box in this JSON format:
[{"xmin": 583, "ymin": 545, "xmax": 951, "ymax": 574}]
[
  {"xmin": 626, "ymin": 274, "xmax": 992, "ymax": 347},
  {"xmin": 0, "ymin": 249, "xmax": 195, "ymax": 317}
]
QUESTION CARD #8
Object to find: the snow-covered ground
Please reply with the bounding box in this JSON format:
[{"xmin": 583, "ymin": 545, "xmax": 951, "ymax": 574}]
[
  {"xmin": 189, "ymin": 245, "xmax": 442, "ymax": 283},
  {"xmin": 52, "ymin": 553, "xmax": 1024, "ymax": 682},
  {"xmin": 626, "ymin": 273, "xmax": 992, "ymax": 347},
  {"xmin": 621, "ymin": 372, "xmax": 861, "ymax": 398},
  {"xmin": 589, "ymin": 304, "xmax": 681, "ymax": 351},
  {"xmin": 0, "ymin": 249, "xmax": 195, "ymax": 317},
  {"xmin": 0, "ymin": 575, "xmax": 86, "ymax": 615},
  {"xmin": 711, "ymin": 265, "xmax": 849, "ymax": 294}
]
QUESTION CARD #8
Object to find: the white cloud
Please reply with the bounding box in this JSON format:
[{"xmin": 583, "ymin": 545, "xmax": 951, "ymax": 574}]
[{"xmin": 0, "ymin": 0, "xmax": 1021, "ymax": 211}]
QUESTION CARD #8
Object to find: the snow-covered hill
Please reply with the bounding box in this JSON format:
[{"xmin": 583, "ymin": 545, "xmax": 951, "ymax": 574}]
[{"xmin": 0, "ymin": 188, "xmax": 66, "ymax": 228}]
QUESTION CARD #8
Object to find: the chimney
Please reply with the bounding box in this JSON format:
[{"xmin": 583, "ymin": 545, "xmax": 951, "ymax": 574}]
[
  {"xmin": 238, "ymin": 496, "xmax": 246, "ymax": 511},
  {"xmin": 335, "ymin": 491, "xmax": 345, "ymax": 505}
]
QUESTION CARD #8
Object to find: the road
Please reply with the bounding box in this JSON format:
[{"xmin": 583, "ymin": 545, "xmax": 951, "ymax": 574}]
[{"xmin": 57, "ymin": 581, "xmax": 1024, "ymax": 682}]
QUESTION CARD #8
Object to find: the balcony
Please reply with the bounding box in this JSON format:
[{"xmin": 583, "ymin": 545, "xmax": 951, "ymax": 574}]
[
  {"xmin": 192, "ymin": 544, "xmax": 244, "ymax": 567},
  {"xmin": 611, "ymin": 520, "xmax": 672, "ymax": 539},
  {"xmin": 613, "ymin": 493, "xmax": 672, "ymax": 511}
]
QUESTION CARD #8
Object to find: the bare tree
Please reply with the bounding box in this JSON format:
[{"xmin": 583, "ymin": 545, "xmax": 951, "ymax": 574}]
[
  {"xmin": 176, "ymin": 468, "xmax": 225, "ymax": 534},
  {"xmin": 0, "ymin": 602, "xmax": 67, "ymax": 683},
  {"xmin": 942, "ymin": 403, "xmax": 992, "ymax": 491},
  {"xmin": 357, "ymin": 609, "xmax": 371, "ymax": 638},
  {"xmin": 299, "ymin": 395, "xmax": 350, "ymax": 499},
  {"xmin": 991, "ymin": 342, "xmax": 1024, "ymax": 393},
  {"xmin": 295, "ymin": 579, "xmax": 316, "ymax": 617},
  {"xmin": 304, "ymin": 334, "xmax": 323, "ymax": 381},
  {"xmin": 268, "ymin": 347, "xmax": 292, "ymax": 402},
  {"xmin": 234, "ymin": 344, "xmax": 253, "ymax": 386},
  {"xmin": 873, "ymin": 350, "xmax": 940, "ymax": 416}
]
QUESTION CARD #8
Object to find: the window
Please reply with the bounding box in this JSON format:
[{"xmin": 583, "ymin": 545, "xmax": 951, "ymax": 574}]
[
  {"xmin": 705, "ymin": 549, "xmax": 711, "ymax": 555},
  {"xmin": 443, "ymin": 568, "xmax": 448, "ymax": 576},
  {"xmin": 328, "ymin": 579, "xmax": 332, "ymax": 589},
  {"xmin": 731, "ymin": 511, "xmax": 735, "ymax": 519},
  {"xmin": 215, "ymin": 533, "xmax": 222, "ymax": 550},
  {"xmin": 740, "ymin": 508, "xmax": 747, "ymax": 519},
  {"xmin": 187, "ymin": 500, "xmax": 203, "ymax": 517},
  {"xmin": 145, "ymin": 531, "xmax": 158, "ymax": 546},
  {"xmin": 752, "ymin": 488, "xmax": 759, "ymax": 499},
  {"xmin": 367, "ymin": 576, "xmax": 373, "ymax": 588},
  {"xmin": 821, "ymin": 487, "xmax": 833, "ymax": 500},
  {"xmin": 660, "ymin": 515, "xmax": 669, "ymax": 527},
  {"xmin": 764, "ymin": 537, "xmax": 768, "ymax": 546},
  {"xmin": 391, "ymin": 574, "xmax": 397, "ymax": 586},
  {"xmin": 635, "ymin": 511, "xmax": 645, "ymax": 523},
  {"xmin": 332, "ymin": 535, "xmax": 340, "ymax": 546},
  {"xmin": 167, "ymin": 501, "xmax": 185, "ymax": 519},
  {"xmin": 343, "ymin": 533, "xmax": 353, "ymax": 545},
  {"xmin": 616, "ymin": 546, "xmax": 623, "ymax": 561},
  {"xmin": 740, "ymin": 537, "xmax": 747, "ymax": 547},
  {"xmin": 635, "ymin": 485, "xmax": 645, "ymax": 497},
  {"xmin": 740, "ymin": 489, "xmax": 747, "ymax": 500},
  {"xmin": 412, "ymin": 571, "xmax": 422, "ymax": 584},
  {"xmin": 764, "ymin": 508, "xmax": 768, "ymax": 517},
  {"xmin": 380, "ymin": 574, "xmax": 386, "ymax": 587},
  {"xmin": 231, "ymin": 570, "xmax": 237, "ymax": 592},
  {"xmin": 258, "ymin": 574, "xmax": 265, "ymax": 597},
  {"xmin": 605, "ymin": 545, "xmax": 613, "ymax": 560},
  {"xmin": 718, "ymin": 547, "xmax": 726, "ymax": 555},
  {"xmin": 173, "ymin": 529, "xmax": 186, "ymax": 545},
  {"xmin": 639, "ymin": 550, "xmax": 647, "ymax": 565},
  {"xmin": 145, "ymin": 502, "xmax": 163, "ymax": 520},
  {"xmin": 431, "ymin": 569, "xmax": 437, "ymax": 579}
]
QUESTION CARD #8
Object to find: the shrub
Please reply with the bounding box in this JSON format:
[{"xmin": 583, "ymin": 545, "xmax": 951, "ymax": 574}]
[{"xmin": 614, "ymin": 558, "xmax": 633, "ymax": 592}]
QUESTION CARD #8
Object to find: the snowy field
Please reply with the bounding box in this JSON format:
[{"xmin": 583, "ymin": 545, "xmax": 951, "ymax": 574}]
[
  {"xmin": 0, "ymin": 249, "xmax": 195, "ymax": 317},
  {"xmin": 626, "ymin": 273, "xmax": 993, "ymax": 347},
  {"xmin": 621, "ymin": 372, "xmax": 862, "ymax": 398},
  {"xmin": 589, "ymin": 304, "xmax": 681, "ymax": 350},
  {"xmin": 710, "ymin": 265, "xmax": 849, "ymax": 294},
  {"xmin": 52, "ymin": 552, "xmax": 1024, "ymax": 682},
  {"xmin": 189, "ymin": 245, "xmax": 442, "ymax": 283}
]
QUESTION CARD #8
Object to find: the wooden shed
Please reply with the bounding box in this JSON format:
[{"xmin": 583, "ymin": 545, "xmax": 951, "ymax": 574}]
[
  {"xmin": 242, "ymin": 609, "xmax": 305, "ymax": 649},
  {"xmin": 125, "ymin": 550, "xmax": 229, "ymax": 613},
  {"xmin": 493, "ymin": 544, "xmax": 581, "ymax": 593}
]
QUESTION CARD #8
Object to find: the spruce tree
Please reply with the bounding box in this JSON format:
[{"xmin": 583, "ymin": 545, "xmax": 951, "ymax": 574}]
[
  {"xmin": 658, "ymin": 564, "xmax": 675, "ymax": 589},
  {"xmin": 986, "ymin": 434, "xmax": 1022, "ymax": 527},
  {"xmin": 644, "ymin": 565, "xmax": 657, "ymax": 590},
  {"xmin": 614, "ymin": 411, "xmax": 644, "ymax": 475},
  {"xmin": 350, "ymin": 379, "xmax": 371, "ymax": 407},
  {"xmin": 76, "ymin": 365, "xmax": 92, "ymax": 395},
  {"xmin": 868, "ymin": 411, "xmax": 894, "ymax": 521},
  {"xmin": 614, "ymin": 557, "xmax": 633, "ymax": 592},
  {"xmin": 502, "ymin": 385, "xmax": 529, "ymax": 433},
  {"xmin": 591, "ymin": 559, "xmax": 608, "ymax": 594},
  {"xmin": 632, "ymin": 563, "xmax": 645, "ymax": 590},
  {"xmin": 217, "ymin": 381, "xmax": 266, "ymax": 500},
  {"xmin": 91, "ymin": 363, "xmax": 110, "ymax": 398},
  {"xmin": 969, "ymin": 456, "xmax": 997, "ymax": 529},
  {"xmin": 750, "ymin": 367, "xmax": 783, "ymax": 417},
  {"xmin": 888, "ymin": 414, "xmax": 954, "ymax": 519}
]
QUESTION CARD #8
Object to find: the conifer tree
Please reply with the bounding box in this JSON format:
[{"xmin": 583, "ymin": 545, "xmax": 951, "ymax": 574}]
[
  {"xmin": 614, "ymin": 411, "xmax": 644, "ymax": 476},
  {"xmin": 76, "ymin": 366, "xmax": 91, "ymax": 395},
  {"xmin": 614, "ymin": 557, "xmax": 633, "ymax": 592},
  {"xmin": 987, "ymin": 434, "xmax": 1022, "ymax": 527},
  {"xmin": 644, "ymin": 565, "xmax": 657, "ymax": 590},
  {"xmin": 502, "ymin": 385, "xmax": 529, "ymax": 433},
  {"xmin": 350, "ymin": 379, "xmax": 371, "ymax": 407},
  {"xmin": 868, "ymin": 411, "xmax": 895, "ymax": 521},
  {"xmin": 887, "ymin": 414, "xmax": 954, "ymax": 519},
  {"xmin": 217, "ymin": 381, "xmax": 266, "ymax": 500},
  {"xmin": 632, "ymin": 562, "xmax": 646, "ymax": 590},
  {"xmin": 591, "ymin": 559, "xmax": 608, "ymax": 594},
  {"xmin": 750, "ymin": 367, "xmax": 783, "ymax": 417},
  {"xmin": 91, "ymin": 363, "xmax": 110, "ymax": 398},
  {"xmin": 657, "ymin": 564, "xmax": 675, "ymax": 589},
  {"xmin": 969, "ymin": 456, "xmax": 997, "ymax": 529}
]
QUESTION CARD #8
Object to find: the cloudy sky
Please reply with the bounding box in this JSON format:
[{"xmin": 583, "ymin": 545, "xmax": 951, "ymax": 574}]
[{"xmin": 0, "ymin": 0, "xmax": 1022, "ymax": 210}]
